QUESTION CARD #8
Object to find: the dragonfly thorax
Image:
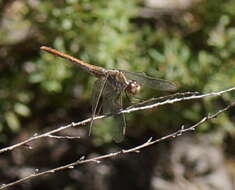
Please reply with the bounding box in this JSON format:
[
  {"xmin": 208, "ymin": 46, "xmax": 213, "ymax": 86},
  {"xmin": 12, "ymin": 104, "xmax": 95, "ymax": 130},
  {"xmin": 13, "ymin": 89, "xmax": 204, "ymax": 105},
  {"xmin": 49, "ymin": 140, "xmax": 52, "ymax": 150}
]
[{"xmin": 125, "ymin": 80, "xmax": 141, "ymax": 95}]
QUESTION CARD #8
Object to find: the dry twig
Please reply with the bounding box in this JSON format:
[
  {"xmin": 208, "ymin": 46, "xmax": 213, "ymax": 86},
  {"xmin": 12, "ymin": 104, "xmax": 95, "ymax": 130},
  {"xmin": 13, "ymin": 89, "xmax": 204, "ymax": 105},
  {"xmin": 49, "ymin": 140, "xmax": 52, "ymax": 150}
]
[
  {"xmin": 0, "ymin": 87, "xmax": 235, "ymax": 189},
  {"xmin": 0, "ymin": 100, "xmax": 234, "ymax": 189},
  {"xmin": 0, "ymin": 86, "xmax": 235, "ymax": 155}
]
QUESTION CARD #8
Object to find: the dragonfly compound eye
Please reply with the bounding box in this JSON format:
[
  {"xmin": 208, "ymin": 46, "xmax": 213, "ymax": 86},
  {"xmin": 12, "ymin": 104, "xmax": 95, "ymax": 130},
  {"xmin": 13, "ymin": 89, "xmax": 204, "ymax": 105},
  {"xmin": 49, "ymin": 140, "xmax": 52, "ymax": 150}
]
[{"xmin": 126, "ymin": 81, "xmax": 141, "ymax": 95}]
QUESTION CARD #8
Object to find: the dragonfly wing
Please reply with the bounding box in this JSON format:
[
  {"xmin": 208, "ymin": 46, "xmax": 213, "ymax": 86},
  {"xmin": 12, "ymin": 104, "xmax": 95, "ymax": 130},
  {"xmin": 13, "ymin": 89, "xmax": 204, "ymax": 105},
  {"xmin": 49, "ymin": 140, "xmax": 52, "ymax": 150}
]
[
  {"xmin": 102, "ymin": 83, "xmax": 126, "ymax": 142},
  {"xmin": 90, "ymin": 79, "xmax": 107, "ymax": 135},
  {"xmin": 112, "ymin": 108, "xmax": 126, "ymax": 143},
  {"xmin": 122, "ymin": 70, "xmax": 178, "ymax": 91},
  {"xmin": 91, "ymin": 79, "xmax": 106, "ymax": 113}
]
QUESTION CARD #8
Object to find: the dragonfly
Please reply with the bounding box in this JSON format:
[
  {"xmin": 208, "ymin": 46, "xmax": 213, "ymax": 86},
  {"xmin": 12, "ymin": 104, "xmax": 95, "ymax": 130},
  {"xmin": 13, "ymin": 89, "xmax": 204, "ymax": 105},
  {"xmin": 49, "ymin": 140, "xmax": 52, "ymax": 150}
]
[{"xmin": 40, "ymin": 46, "xmax": 178, "ymax": 142}]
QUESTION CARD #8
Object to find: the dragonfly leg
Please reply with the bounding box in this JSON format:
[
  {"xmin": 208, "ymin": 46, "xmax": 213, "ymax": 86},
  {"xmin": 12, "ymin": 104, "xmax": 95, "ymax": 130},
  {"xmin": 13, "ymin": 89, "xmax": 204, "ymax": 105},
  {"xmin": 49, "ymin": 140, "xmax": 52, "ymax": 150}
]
[
  {"xmin": 119, "ymin": 92, "xmax": 126, "ymax": 136},
  {"xmin": 125, "ymin": 91, "xmax": 132, "ymax": 103},
  {"xmin": 89, "ymin": 76, "xmax": 108, "ymax": 136},
  {"xmin": 125, "ymin": 91, "xmax": 142, "ymax": 105},
  {"xmin": 96, "ymin": 102, "xmax": 103, "ymax": 115}
]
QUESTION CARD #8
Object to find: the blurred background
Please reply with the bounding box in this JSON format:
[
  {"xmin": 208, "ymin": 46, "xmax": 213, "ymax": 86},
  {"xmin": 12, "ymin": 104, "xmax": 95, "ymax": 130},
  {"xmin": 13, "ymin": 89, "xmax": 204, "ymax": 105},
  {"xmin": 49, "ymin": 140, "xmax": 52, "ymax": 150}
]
[{"xmin": 1, "ymin": 0, "xmax": 235, "ymax": 189}]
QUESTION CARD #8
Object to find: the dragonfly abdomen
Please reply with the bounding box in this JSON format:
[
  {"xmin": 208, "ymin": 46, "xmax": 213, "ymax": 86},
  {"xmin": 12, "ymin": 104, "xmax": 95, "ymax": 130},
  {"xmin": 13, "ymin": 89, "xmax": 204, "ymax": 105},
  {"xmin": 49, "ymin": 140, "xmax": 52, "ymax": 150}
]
[{"xmin": 77, "ymin": 63, "xmax": 107, "ymax": 78}]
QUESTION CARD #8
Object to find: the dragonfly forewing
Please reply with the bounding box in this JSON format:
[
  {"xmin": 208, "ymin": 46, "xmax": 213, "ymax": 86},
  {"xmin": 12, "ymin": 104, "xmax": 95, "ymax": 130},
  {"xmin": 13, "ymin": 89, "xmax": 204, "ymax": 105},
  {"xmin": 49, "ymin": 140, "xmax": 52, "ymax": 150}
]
[
  {"xmin": 89, "ymin": 78, "xmax": 107, "ymax": 135},
  {"xmin": 122, "ymin": 70, "xmax": 178, "ymax": 91},
  {"xmin": 102, "ymin": 82, "xmax": 126, "ymax": 143}
]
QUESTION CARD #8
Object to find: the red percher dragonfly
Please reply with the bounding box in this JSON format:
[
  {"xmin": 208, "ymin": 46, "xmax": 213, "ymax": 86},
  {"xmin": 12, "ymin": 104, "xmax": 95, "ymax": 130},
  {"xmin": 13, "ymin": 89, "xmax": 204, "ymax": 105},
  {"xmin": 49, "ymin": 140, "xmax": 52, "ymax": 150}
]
[{"xmin": 40, "ymin": 46, "xmax": 178, "ymax": 142}]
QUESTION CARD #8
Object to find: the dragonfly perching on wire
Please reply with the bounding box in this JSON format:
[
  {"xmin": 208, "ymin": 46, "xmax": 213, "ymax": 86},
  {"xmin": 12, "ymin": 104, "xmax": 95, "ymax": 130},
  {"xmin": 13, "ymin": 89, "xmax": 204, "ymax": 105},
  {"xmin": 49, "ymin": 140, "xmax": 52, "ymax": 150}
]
[{"xmin": 40, "ymin": 46, "xmax": 178, "ymax": 142}]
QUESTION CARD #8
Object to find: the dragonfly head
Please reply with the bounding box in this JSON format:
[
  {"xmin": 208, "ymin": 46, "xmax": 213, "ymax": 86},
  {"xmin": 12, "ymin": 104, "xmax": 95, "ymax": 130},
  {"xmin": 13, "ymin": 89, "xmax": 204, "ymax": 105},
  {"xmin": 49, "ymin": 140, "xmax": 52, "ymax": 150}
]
[{"xmin": 126, "ymin": 80, "xmax": 141, "ymax": 95}]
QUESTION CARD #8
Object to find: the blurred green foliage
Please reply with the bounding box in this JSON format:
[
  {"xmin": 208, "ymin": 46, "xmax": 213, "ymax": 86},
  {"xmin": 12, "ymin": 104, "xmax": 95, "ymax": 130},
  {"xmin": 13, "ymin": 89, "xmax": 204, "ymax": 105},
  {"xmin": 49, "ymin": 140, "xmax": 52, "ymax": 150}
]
[{"xmin": 0, "ymin": 0, "xmax": 235, "ymax": 144}]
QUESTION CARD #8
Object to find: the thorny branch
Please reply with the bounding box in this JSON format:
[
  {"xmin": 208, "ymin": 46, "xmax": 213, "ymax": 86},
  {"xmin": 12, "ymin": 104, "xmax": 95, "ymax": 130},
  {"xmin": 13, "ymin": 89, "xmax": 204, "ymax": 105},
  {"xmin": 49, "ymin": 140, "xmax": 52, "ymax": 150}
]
[
  {"xmin": 0, "ymin": 86, "xmax": 235, "ymax": 155},
  {"xmin": 1, "ymin": 99, "xmax": 235, "ymax": 189}
]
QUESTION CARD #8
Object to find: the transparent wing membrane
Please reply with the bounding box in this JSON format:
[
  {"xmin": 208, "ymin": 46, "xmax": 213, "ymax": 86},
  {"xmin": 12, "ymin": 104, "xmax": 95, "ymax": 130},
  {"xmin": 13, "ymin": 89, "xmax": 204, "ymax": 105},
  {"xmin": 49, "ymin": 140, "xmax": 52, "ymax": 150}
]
[
  {"xmin": 89, "ymin": 79, "xmax": 107, "ymax": 135},
  {"xmin": 102, "ymin": 82, "xmax": 126, "ymax": 142},
  {"xmin": 122, "ymin": 70, "xmax": 178, "ymax": 91}
]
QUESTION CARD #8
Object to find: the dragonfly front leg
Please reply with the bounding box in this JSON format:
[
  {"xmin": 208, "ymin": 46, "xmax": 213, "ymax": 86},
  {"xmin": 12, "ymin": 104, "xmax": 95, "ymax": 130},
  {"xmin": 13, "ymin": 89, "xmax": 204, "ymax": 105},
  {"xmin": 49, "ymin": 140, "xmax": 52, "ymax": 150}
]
[{"xmin": 125, "ymin": 91, "xmax": 143, "ymax": 106}]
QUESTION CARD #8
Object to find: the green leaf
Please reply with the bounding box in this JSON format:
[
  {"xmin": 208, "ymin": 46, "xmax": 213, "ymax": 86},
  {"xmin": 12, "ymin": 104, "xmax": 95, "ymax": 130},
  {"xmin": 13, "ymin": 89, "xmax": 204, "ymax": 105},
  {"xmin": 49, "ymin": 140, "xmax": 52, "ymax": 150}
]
[
  {"xmin": 5, "ymin": 111, "xmax": 21, "ymax": 132},
  {"xmin": 14, "ymin": 103, "xmax": 31, "ymax": 117}
]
